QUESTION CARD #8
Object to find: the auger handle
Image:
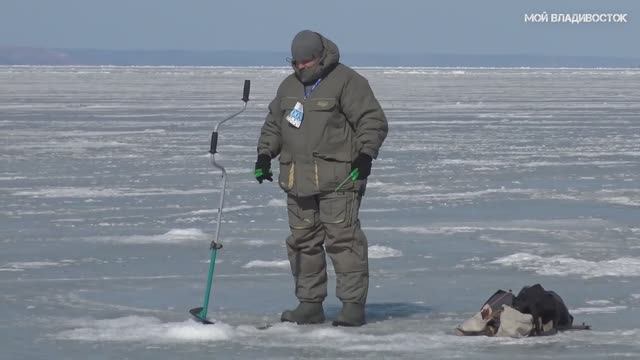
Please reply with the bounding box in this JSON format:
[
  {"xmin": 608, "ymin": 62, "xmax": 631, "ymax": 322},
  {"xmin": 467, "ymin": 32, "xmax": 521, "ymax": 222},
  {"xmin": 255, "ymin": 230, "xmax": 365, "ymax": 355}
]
[{"xmin": 242, "ymin": 80, "xmax": 251, "ymax": 103}]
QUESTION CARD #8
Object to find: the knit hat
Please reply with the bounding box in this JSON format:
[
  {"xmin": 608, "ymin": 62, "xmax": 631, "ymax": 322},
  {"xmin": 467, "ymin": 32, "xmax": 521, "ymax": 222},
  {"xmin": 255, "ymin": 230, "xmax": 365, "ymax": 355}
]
[{"xmin": 291, "ymin": 30, "xmax": 324, "ymax": 62}]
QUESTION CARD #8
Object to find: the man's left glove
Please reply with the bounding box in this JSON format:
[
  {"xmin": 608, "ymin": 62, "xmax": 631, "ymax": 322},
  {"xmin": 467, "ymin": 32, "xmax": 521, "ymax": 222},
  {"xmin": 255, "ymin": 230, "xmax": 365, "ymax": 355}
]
[
  {"xmin": 350, "ymin": 153, "xmax": 373, "ymax": 180},
  {"xmin": 254, "ymin": 154, "xmax": 273, "ymax": 184}
]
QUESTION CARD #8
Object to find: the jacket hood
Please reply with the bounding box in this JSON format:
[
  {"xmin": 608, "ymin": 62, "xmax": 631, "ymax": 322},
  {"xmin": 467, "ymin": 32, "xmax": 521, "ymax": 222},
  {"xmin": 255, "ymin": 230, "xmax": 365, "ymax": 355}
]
[{"xmin": 318, "ymin": 34, "xmax": 340, "ymax": 71}]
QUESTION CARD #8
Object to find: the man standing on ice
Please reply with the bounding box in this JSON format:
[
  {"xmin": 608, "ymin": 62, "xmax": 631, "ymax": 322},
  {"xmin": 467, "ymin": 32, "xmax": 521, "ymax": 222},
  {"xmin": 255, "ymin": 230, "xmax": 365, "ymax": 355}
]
[{"xmin": 255, "ymin": 30, "xmax": 388, "ymax": 327}]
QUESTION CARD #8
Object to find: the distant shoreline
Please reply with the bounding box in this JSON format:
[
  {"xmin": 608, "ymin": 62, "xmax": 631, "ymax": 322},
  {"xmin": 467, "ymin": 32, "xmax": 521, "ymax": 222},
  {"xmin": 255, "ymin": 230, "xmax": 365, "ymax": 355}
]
[
  {"xmin": 1, "ymin": 47, "xmax": 638, "ymax": 68},
  {"xmin": 1, "ymin": 65, "xmax": 639, "ymax": 70}
]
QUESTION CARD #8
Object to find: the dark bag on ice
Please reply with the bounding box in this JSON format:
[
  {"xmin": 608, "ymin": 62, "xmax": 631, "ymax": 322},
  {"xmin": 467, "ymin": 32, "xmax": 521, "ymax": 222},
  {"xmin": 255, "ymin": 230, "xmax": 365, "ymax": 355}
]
[
  {"xmin": 456, "ymin": 284, "xmax": 588, "ymax": 337},
  {"xmin": 512, "ymin": 283, "xmax": 573, "ymax": 335}
]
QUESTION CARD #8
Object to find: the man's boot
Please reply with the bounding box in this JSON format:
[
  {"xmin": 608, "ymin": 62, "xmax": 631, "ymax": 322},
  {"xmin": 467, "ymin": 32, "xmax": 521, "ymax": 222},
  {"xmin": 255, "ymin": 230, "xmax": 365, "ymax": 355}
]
[
  {"xmin": 281, "ymin": 302, "xmax": 325, "ymax": 324},
  {"xmin": 332, "ymin": 302, "xmax": 366, "ymax": 327}
]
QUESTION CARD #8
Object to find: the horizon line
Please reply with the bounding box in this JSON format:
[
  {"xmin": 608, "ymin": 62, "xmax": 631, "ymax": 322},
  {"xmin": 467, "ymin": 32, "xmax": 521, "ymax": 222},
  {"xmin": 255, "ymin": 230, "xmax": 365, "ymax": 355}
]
[
  {"xmin": 2, "ymin": 65, "xmax": 640, "ymax": 70},
  {"xmin": 1, "ymin": 45, "xmax": 639, "ymax": 60}
]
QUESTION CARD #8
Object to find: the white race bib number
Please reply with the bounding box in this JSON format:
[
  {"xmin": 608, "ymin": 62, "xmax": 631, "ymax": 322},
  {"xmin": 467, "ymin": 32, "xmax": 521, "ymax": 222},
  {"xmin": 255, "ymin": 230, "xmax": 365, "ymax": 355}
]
[{"xmin": 286, "ymin": 102, "xmax": 304, "ymax": 128}]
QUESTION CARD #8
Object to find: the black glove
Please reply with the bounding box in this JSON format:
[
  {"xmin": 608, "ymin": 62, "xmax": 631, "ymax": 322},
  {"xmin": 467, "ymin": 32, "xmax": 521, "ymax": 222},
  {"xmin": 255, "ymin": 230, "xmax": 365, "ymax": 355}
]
[
  {"xmin": 254, "ymin": 154, "xmax": 273, "ymax": 184},
  {"xmin": 350, "ymin": 153, "xmax": 372, "ymax": 180}
]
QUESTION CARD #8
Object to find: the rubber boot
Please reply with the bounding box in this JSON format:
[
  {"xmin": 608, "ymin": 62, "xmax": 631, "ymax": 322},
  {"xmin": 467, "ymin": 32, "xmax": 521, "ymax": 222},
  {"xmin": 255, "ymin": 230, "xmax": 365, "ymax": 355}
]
[
  {"xmin": 332, "ymin": 303, "xmax": 366, "ymax": 327},
  {"xmin": 281, "ymin": 302, "xmax": 325, "ymax": 324}
]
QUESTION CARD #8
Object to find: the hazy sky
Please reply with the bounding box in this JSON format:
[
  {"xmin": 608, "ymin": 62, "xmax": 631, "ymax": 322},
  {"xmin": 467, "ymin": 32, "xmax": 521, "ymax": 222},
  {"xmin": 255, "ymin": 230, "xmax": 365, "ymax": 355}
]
[{"xmin": 1, "ymin": 0, "xmax": 638, "ymax": 57}]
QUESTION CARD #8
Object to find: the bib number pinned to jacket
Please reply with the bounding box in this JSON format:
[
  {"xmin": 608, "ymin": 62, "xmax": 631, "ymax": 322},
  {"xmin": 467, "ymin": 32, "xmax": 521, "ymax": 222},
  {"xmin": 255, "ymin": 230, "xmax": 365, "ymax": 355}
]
[{"xmin": 286, "ymin": 102, "xmax": 304, "ymax": 128}]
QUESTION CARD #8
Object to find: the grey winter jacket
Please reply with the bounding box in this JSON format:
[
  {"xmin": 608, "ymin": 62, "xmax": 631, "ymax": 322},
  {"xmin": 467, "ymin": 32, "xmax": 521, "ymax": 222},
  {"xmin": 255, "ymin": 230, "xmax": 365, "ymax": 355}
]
[{"xmin": 257, "ymin": 34, "xmax": 388, "ymax": 196}]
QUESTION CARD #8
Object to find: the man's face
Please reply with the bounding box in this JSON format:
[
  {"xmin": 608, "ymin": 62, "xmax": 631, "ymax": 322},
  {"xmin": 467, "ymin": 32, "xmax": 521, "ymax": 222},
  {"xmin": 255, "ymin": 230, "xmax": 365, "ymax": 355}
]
[{"xmin": 295, "ymin": 58, "xmax": 318, "ymax": 70}]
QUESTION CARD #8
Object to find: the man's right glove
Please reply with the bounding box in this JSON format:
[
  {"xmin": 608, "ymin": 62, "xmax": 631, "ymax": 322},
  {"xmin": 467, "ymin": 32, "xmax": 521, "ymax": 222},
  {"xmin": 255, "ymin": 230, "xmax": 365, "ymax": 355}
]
[{"xmin": 254, "ymin": 154, "xmax": 273, "ymax": 184}]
